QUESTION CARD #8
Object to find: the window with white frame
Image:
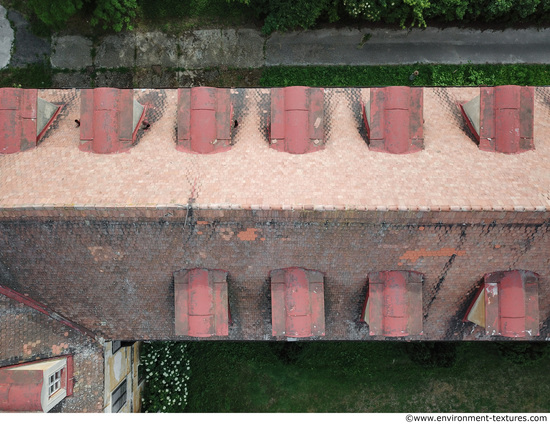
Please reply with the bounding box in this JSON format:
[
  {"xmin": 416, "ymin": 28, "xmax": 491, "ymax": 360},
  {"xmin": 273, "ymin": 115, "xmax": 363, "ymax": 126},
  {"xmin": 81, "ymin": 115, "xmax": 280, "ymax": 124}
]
[
  {"xmin": 48, "ymin": 369, "xmax": 62, "ymax": 396},
  {"xmin": 112, "ymin": 379, "xmax": 127, "ymax": 413}
]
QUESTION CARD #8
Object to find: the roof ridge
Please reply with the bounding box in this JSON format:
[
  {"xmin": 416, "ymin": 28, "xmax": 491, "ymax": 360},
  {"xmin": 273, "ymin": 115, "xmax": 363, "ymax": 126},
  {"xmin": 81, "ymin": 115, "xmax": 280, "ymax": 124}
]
[{"xmin": 0, "ymin": 285, "xmax": 97, "ymax": 340}]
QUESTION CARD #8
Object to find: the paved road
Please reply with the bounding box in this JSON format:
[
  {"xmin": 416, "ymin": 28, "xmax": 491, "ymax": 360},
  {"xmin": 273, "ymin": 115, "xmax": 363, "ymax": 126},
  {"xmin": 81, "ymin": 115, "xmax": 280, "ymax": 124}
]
[
  {"xmin": 2, "ymin": 6, "xmax": 550, "ymax": 70},
  {"xmin": 266, "ymin": 27, "xmax": 550, "ymax": 66}
]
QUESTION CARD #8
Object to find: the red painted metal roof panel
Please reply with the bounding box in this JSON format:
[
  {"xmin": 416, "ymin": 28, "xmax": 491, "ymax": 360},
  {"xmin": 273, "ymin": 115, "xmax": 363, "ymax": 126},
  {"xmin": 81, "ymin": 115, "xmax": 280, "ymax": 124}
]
[
  {"xmin": 365, "ymin": 270, "xmax": 423, "ymax": 337},
  {"xmin": 285, "ymin": 110, "xmax": 309, "ymax": 155},
  {"xmin": 468, "ymin": 270, "xmax": 540, "ymax": 338},
  {"xmin": 366, "ymin": 280, "xmax": 384, "ymax": 335},
  {"xmin": 495, "ymin": 85, "xmax": 520, "ymax": 109},
  {"xmin": 0, "ymin": 369, "xmax": 43, "ymax": 412},
  {"xmin": 20, "ymin": 118, "xmax": 36, "ymax": 152},
  {"xmin": 495, "ymin": 108, "xmax": 520, "ymax": 153},
  {"xmin": 285, "ymin": 267, "xmax": 310, "ymax": 316},
  {"xmin": 383, "ymin": 271, "xmax": 407, "ymax": 318},
  {"xmin": 118, "ymin": 89, "xmax": 134, "ymax": 141},
  {"xmin": 191, "ymin": 87, "xmax": 216, "ymax": 110},
  {"xmin": 79, "ymin": 88, "xmax": 144, "ymax": 154},
  {"xmin": 191, "ymin": 109, "xmax": 218, "ymax": 153},
  {"xmin": 174, "ymin": 268, "xmax": 229, "ymax": 337},
  {"xmin": 20, "ymin": 89, "xmax": 37, "ymax": 119},
  {"xmin": 386, "ymin": 86, "xmax": 410, "ymax": 110},
  {"xmin": 499, "ymin": 271, "xmax": 525, "ymax": 319},
  {"xmin": 484, "ymin": 282, "xmax": 500, "ymax": 336},
  {"xmin": 80, "ymin": 89, "xmax": 94, "ymax": 141},
  {"xmin": 270, "ymin": 88, "xmax": 286, "ymax": 141},
  {"xmin": 385, "ymin": 109, "xmax": 410, "ymax": 154},
  {"xmin": 271, "ymin": 277, "xmax": 286, "ymax": 336},
  {"xmin": 365, "ymin": 87, "xmax": 424, "ymax": 154},
  {"xmin": 0, "ymin": 109, "xmax": 20, "ymax": 154},
  {"xmin": 174, "ymin": 274, "xmax": 189, "ymax": 336},
  {"xmin": 188, "ymin": 269, "xmax": 214, "ymax": 316},
  {"xmin": 177, "ymin": 89, "xmax": 191, "ymax": 142},
  {"xmin": 176, "ymin": 87, "xmax": 232, "ymax": 154},
  {"xmin": 475, "ymin": 86, "xmax": 534, "ymax": 153},
  {"xmin": 520, "ymin": 87, "xmax": 534, "ymax": 142},
  {"xmin": 0, "ymin": 88, "xmax": 20, "ymax": 109},
  {"xmin": 285, "ymin": 86, "xmax": 308, "ymax": 110},
  {"xmin": 188, "ymin": 315, "xmax": 215, "ymax": 337},
  {"xmin": 308, "ymin": 88, "xmax": 324, "ymax": 142},
  {"xmin": 216, "ymin": 89, "xmax": 232, "ymax": 141},
  {"xmin": 309, "ymin": 281, "xmax": 325, "ymax": 336},
  {"xmin": 270, "ymin": 87, "xmax": 325, "ymax": 154},
  {"xmin": 270, "ymin": 267, "xmax": 325, "ymax": 338},
  {"xmin": 0, "ymin": 88, "xmax": 55, "ymax": 154},
  {"xmin": 286, "ymin": 315, "xmax": 312, "ymax": 338}
]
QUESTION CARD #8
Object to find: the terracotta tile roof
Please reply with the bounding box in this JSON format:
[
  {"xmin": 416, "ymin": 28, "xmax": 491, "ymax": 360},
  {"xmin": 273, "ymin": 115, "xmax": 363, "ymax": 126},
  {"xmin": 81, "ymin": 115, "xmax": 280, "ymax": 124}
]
[{"xmin": 0, "ymin": 87, "xmax": 548, "ymax": 212}]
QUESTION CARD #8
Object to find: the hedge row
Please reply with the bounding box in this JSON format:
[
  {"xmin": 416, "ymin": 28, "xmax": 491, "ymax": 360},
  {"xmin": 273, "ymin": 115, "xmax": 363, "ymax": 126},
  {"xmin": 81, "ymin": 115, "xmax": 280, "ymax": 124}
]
[{"xmin": 24, "ymin": 0, "xmax": 550, "ymax": 34}]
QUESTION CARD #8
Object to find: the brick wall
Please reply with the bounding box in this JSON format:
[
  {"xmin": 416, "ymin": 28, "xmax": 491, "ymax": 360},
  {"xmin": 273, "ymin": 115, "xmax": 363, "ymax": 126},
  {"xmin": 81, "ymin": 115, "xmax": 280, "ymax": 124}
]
[
  {"xmin": 0, "ymin": 294, "xmax": 104, "ymax": 412},
  {"xmin": 0, "ymin": 208, "xmax": 548, "ymax": 341}
]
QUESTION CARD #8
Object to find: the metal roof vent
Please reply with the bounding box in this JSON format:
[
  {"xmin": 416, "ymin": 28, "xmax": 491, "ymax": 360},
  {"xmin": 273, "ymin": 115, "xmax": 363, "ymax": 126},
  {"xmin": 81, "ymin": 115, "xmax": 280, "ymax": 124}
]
[
  {"xmin": 177, "ymin": 87, "xmax": 233, "ymax": 154},
  {"xmin": 361, "ymin": 270, "xmax": 423, "ymax": 337},
  {"xmin": 460, "ymin": 85, "xmax": 534, "ymax": 153},
  {"xmin": 362, "ymin": 86, "xmax": 424, "ymax": 154},
  {"xmin": 269, "ymin": 86, "xmax": 325, "ymax": 154},
  {"xmin": 79, "ymin": 88, "xmax": 147, "ymax": 154},
  {"xmin": 0, "ymin": 88, "xmax": 62, "ymax": 154}
]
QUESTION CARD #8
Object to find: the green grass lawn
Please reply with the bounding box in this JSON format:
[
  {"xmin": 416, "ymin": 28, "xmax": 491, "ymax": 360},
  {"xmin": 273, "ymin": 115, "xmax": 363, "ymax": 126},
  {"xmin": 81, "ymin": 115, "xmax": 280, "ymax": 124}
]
[{"xmin": 183, "ymin": 342, "xmax": 550, "ymax": 412}]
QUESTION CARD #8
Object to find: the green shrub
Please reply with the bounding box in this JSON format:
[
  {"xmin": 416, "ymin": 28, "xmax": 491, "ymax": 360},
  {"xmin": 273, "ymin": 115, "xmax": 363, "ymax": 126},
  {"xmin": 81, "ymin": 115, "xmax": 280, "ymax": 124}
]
[
  {"xmin": 27, "ymin": 0, "xmax": 84, "ymax": 30},
  {"xmin": 141, "ymin": 342, "xmax": 190, "ymax": 412},
  {"xmin": 26, "ymin": 0, "xmax": 137, "ymax": 32},
  {"xmin": 90, "ymin": 0, "xmax": 138, "ymax": 31}
]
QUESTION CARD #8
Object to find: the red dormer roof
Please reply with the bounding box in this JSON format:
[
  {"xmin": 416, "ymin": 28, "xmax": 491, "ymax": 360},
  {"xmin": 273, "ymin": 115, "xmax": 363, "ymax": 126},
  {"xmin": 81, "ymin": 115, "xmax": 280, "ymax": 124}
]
[
  {"xmin": 0, "ymin": 88, "xmax": 62, "ymax": 154},
  {"xmin": 362, "ymin": 270, "xmax": 423, "ymax": 337},
  {"xmin": 464, "ymin": 270, "xmax": 539, "ymax": 338},
  {"xmin": 79, "ymin": 88, "xmax": 146, "ymax": 154},
  {"xmin": 177, "ymin": 87, "xmax": 233, "ymax": 154},
  {"xmin": 270, "ymin": 267, "xmax": 325, "ymax": 337},
  {"xmin": 0, "ymin": 356, "xmax": 73, "ymax": 412},
  {"xmin": 269, "ymin": 86, "xmax": 325, "ymax": 154},
  {"xmin": 363, "ymin": 86, "xmax": 424, "ymax": 154},
  {"xmin": 174, "ymin": 268, "xmax": 230, "ymax": 337},
  {"xmin": 0, "ymin": 369, "xmax": 43, "ymax": 411},
  {"xmin": 460, "ymin": 85, "xmax": 534, "ymax": 153}
]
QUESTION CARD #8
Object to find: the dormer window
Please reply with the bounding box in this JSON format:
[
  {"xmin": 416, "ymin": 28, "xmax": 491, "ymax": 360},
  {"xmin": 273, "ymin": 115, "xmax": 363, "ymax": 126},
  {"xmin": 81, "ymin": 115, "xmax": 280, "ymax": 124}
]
[
  {"xmin": 270, "ymin": 267, "xmax": 326, "ymax": 338},
  {"xmin": 269, "ymin": 86, "xmax": 325, "ymax": 154},
  {"xmin": 464, "ymin": 270, "xmax": 539, "ymax": 338},
  {"xmin": 362, "ymin": 86, "xmax": 424, "ymax": 154},
  {"xmin": 0, "ymin": 88, "xmax": 62, "ymax": 154},
  {"xmin": 361, "ymin": 270, "xmax": 424, "ymax": 337},
  {"xmin": 460, "ymin": 85, "xmax": 534, "ymax": 153},
  {"xmin": 176, "ymin": 87, "xmax": 233, "ymax": 154},
  {"xmin": 79, "ymin": 88, "xmax": 147, "ymax": 154},
  {"xmin": 48, "ymin": 370, "xmax": 62, "ymax": 396},
  {"xmin": 0, "ymin": 356, "xmax": 73, "ymax": 412},
  {"xmin": 174, "ymin": 268, "xmax": 230, "ymax": 337}
]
